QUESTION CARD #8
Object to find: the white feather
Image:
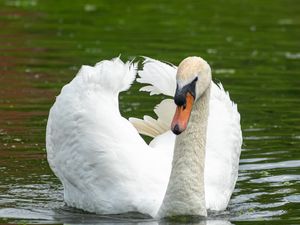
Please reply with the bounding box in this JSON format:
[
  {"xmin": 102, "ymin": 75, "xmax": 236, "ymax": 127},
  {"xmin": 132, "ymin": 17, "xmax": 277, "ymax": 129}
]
[
  {"xmin": 137, "ymin": 57, "xmax": 177, "ymax": 96},
  {"xmin": 129, "ymin": 99, "xmax": 176, "ymax": 137}
]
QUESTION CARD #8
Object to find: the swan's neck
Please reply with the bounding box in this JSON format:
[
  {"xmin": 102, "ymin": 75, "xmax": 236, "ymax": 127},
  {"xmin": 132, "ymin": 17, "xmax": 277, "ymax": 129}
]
[{"xmin": 158, "ymin": 85, "xmax": 211, "ymax": 218}]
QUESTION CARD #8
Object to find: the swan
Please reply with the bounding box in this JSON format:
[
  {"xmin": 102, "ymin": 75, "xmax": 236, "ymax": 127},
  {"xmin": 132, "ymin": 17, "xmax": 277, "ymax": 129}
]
[{"xmin": 46, "ymin": 56, "xmax": 242, "ymax": 218}]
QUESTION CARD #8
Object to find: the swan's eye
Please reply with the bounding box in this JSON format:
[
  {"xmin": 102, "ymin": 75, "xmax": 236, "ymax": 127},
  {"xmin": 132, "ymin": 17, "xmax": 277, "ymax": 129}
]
[{"xmin": 174, "ymin": 77, "xmax": 198, "ymax": 106}]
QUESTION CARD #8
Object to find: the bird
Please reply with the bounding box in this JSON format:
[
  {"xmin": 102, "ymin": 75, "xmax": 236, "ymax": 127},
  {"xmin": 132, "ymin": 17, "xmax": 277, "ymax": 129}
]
[{"xmin": 46, "ymin": 56, "xmax": 242, "ymax": 218}]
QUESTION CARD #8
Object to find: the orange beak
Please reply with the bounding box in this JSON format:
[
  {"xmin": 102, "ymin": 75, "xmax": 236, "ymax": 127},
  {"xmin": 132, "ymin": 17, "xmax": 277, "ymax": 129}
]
[{"xmin": 171, "ymin": 92, "xmax": 194, "ymax": 135}]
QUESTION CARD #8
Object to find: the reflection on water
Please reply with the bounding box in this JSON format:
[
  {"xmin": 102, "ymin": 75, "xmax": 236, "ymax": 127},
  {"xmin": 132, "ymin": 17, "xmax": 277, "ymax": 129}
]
[
  {"xmin": 0, "ymin": 0, "xmax": 299, "ymax": 224},
  {"xmin": 0, "ymin": 208, "xmax": 233, "ymax": 225}
]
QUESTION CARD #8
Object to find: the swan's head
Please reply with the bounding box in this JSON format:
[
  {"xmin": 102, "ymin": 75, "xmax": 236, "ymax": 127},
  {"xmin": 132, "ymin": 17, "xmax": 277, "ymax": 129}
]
[{"xmin": 171, "ymin": 56, "xmax": 212, "ymax": 135}]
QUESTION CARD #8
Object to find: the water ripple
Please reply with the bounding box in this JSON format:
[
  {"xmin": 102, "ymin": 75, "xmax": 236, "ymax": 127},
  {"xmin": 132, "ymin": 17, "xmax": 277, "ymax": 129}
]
[
  {"xmin": 251, "ymin": 175, "xmax": 300, "ymax": 183},
  {"xmin": 240, "ymin": 160, "xmax": 300, "ymax": 171}
]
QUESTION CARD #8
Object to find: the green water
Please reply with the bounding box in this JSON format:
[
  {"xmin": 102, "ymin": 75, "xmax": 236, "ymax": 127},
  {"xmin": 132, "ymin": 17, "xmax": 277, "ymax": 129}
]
[{"xmin": 0, "ymin": 0, "xmax": 299, "ymax": 224}]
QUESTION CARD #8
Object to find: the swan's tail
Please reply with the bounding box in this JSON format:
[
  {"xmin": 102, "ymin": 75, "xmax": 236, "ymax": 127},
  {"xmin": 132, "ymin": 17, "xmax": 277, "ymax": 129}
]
[{"xmin": 76, "ymin": 57, "xmax": 137, "ymax": 94}]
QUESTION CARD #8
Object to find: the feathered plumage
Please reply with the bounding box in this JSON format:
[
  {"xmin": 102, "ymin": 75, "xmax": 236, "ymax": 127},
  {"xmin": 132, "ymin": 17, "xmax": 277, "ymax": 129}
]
[{"xmin": 46, "ymin": 56, "xmax": 242, "ymax": 217}]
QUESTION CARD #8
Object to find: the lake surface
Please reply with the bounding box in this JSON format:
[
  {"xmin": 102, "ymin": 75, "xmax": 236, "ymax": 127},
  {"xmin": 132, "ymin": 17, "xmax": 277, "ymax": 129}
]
[{"xmin": 0, "ymin": 0, "xmax": 299, "ymax": 224}]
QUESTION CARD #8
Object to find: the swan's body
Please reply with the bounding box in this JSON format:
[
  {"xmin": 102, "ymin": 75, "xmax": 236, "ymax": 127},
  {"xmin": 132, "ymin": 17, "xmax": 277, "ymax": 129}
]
[{"xmin": 46, "ymin": 57, "xmax": 242, "ymax": 218}]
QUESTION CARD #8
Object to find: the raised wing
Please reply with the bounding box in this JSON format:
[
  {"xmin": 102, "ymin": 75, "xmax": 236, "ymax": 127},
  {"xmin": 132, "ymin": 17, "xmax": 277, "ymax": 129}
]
[
  {"xmin": 46, "ymin": 58, "xmax": 165, "ymax": 215},
  {"xmin": 205, "ymin": 83, "xmax": 242, "ymax": 210}
]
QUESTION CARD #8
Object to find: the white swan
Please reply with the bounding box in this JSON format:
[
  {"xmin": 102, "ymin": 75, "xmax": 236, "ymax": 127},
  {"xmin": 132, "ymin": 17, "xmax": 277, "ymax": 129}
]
[{"xmin": 46, "ymin": 56, "xmax": 242, "ymax": 218}]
